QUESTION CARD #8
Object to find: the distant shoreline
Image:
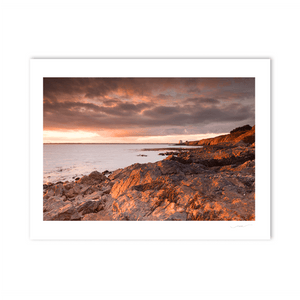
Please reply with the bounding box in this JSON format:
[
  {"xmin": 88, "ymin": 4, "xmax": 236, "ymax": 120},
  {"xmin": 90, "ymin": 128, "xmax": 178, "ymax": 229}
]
[
  {"xmin": 43, "ymin": 142, "xmax": 175, "ymax": 145},
  {"xmin": 141, "ymin": 146, "xmax": 203, "ymax": 151},
  {"xmin": 43, "ymin": 125, "xmax": 255, "ymax": 221}
]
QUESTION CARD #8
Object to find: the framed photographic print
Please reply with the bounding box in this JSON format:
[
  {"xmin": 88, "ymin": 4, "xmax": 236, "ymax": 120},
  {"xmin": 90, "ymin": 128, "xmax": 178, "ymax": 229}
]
[{"xmin": 30, "ymin": 59, "xmax": 270, "ymax": 239}]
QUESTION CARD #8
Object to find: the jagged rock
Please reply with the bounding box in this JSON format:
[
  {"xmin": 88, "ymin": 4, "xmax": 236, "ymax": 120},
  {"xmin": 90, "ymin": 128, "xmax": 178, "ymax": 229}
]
[
  {"xmin": 43, "ymin": 126, "xmax": 256, "ymax": 221},
  {"xmin": 43, "ymin": 188, "xmax": 55, "ymax": 199},
  {"xmin": 185, "ymin": 125, "xmax": 255, "ymax": 146},
  {"xmin": 44, "ymin": 203, "xmax": 78, "ymax": 221},
  {"xmin": 103, "ymin": 170, "xmax": 112, "ymax": 176},
  {"xmin": 77, "ymin": 171, "xmax": 106, "ymax": 185},
  {"xmin": 63, "ymin": 182, "xmax": 74, "ymax": 190},
  {"xmin": 77, "ymin": 200, "xmax": 104, "ymax": 215},
  {"xmin": 43, "ymin": 196, "xmax": 66, "ymax": 213}
]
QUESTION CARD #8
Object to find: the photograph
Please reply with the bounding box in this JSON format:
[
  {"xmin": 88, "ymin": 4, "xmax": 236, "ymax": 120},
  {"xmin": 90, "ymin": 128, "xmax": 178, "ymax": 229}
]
[
  {"xmin": 3, "ymin": 2, "xmax": 299, "ymax": 299},
  {"xmin": 43, "ymin": 77, "xmax": 255, "ymax": 221}
]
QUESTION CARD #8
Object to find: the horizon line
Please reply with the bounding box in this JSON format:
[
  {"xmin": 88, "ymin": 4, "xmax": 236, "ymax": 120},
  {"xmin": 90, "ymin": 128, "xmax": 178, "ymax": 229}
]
[{"xmin": 43, "ymin": 142, "xmax": 178, "ymax": 144}]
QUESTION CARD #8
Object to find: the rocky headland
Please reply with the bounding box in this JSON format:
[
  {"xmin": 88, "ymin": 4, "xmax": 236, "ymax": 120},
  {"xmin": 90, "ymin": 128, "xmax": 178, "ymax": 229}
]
[{"xmin": 43, "ymin": 125, "xmax": 255, "ymax": 221}]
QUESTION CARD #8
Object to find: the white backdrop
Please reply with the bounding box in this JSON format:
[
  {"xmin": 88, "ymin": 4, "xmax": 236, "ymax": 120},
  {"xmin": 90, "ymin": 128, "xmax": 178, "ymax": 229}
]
[{"xmin": 1, "ymin": 1, "xmax": 299, "ymax": 299}]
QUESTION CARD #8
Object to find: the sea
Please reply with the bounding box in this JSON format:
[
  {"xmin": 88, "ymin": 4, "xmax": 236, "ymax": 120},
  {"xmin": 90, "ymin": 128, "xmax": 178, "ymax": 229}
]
[{"xmin": 43, "ymin": 143, "xmax": 200, "ymax": 184}]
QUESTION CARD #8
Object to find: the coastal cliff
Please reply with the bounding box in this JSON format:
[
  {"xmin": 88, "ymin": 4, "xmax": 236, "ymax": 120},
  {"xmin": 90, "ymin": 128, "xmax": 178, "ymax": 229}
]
[
  {"xmin": 183, "ymin": 124, "xmax": 255, "ymax": 146},
  {"xmin": 43, "ymin": 125, "xmax": 255, "ymax": 221}
]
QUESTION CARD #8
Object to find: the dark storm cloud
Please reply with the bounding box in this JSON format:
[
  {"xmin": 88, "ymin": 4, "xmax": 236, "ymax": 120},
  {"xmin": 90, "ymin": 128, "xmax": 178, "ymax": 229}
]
[
  {"xmin": 143, "ymin": 106, "xmax": 180, "ymax": 117},
  {"xmin": 44, "ymin": 78, "xmax": 254, "ymax": 100},
  {"xmin": 184, "ymin": 97, "xmax": 220, "ymax": 105},
  {"xmin": 43, "ymin": 78, "xmax": 120, "ymax": 101},
  {"xmin": 100, "ymin": 102, "xmax": 152, "ymax": 117},
  {"xmin": 44, "ymin": 98, "xmax": 153, "ymax": 117},
  {"xmin": 43, "ymin": 77, "xmax": 255, "ymax": 136},
  {"xmin": 44, "ymin": 101, "xmax": 253, "ymax": 130}
]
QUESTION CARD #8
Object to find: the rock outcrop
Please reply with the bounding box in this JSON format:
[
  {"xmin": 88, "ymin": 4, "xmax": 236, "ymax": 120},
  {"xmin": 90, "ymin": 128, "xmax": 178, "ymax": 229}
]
[
  {"xmin": 43, "ymin": 125, "xmax": 255, "ymax": 221},
  {"xmin": 184, "ymin": 125, "xmax": 255, "ymax": 146}
]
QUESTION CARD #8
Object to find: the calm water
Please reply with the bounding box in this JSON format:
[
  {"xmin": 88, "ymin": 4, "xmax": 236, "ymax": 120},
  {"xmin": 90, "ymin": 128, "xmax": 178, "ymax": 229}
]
[{"xmin": 43, "ymin": 143, "xmax": 200, "ymax": 184}]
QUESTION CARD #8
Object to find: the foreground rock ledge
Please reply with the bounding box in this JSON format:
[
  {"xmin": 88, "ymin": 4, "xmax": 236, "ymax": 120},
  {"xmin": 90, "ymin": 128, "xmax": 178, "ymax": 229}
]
[{"xmin": 43, "ymin": 125, "xmax": 255, "ymax": 221}]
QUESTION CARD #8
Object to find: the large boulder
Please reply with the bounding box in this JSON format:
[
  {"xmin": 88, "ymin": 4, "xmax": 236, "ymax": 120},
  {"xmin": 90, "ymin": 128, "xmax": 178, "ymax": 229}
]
[{"xmin": 77, "ymin": 171, "xmax": 106, "ymax": 185}]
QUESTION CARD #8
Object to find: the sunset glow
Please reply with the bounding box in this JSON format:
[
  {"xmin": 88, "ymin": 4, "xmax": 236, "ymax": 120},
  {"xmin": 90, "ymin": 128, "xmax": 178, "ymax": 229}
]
[
  {"xmin": 43, "ymin": 130, "xmax": 224, "ymax": 144},
  {"xmin": 43, "ymin": 78, "xmax": 255, "ymax": 143}
]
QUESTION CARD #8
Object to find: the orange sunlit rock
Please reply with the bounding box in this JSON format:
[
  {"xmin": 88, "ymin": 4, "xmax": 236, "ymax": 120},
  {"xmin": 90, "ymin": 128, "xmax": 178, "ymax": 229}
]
[{"xmin": 43, "ymin": 125, "xmax": 255, "ymax": 221}]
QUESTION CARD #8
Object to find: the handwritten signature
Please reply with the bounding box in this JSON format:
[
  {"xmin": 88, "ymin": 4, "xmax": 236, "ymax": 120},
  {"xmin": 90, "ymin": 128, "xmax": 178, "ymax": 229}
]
[{"xmin": 230, "ymin": 224, "xmax": 253, "ymax": 229}]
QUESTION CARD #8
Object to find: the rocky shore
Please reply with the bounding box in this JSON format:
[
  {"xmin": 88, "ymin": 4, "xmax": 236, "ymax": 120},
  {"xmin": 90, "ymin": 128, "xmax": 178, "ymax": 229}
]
[{"xmin": 43, "ymin": 125, "xmax": 255, "ymax": 221}]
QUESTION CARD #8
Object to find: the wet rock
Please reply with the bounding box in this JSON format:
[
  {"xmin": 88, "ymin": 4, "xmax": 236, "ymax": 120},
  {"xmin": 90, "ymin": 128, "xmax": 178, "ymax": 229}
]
[
  {"xmin": 43, "ymin": 183, "xmax": 53, "ymax": 190},
  {"xmin": 103, "ymin": 170, "xmax": 112, "ymax": 175}
]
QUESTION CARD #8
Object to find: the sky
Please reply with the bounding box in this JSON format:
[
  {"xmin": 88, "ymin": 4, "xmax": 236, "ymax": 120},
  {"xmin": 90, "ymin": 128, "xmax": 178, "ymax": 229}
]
[{"xmin": 43, "ymin": 77, "xmax": 255, "ymax": 143}]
